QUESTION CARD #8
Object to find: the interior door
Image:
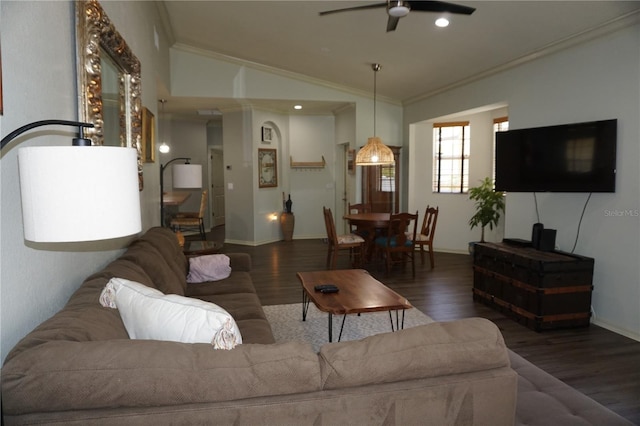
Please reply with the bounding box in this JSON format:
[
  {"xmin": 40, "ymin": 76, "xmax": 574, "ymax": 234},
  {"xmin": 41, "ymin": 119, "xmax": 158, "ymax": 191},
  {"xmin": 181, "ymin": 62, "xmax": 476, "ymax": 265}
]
[
  {"xmin": 361, "ymin": 146, "xmax": 401, "ymax": 213},
  {"xmin": 210, "ymin": 148, "xmax": 225, "ymax": 227}
]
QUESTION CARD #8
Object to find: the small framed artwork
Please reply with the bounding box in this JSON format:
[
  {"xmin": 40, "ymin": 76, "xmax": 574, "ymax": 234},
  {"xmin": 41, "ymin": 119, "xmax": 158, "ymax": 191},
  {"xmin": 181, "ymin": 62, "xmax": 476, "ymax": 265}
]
[
  {"xmin": 258, "ymin": 148, "xmax": 278, "ymax": 188},
  {"xmin": 141, "ymin": 107, "xmax": 155, "ymax": 163},
  {"xmin": 347, "ymin": 149, "xmax": 355, "ymax": 174},
  {"xmin": 261, "ymin": 126, "xmax": 273, "ymax": 143}
]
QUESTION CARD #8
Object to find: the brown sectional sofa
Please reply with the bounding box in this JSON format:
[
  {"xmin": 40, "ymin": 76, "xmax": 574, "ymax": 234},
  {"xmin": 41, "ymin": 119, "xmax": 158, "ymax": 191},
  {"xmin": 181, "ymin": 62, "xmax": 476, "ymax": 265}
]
[{"xmin": 2, "ymin": 227, "xmax": 518, "ymax": 424}]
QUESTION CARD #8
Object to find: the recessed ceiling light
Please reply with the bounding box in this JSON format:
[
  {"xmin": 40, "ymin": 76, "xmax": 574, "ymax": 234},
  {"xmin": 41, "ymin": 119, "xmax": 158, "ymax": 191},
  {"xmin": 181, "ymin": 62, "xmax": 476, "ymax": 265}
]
[
  {"xmin": 435, "ymin": 17, "xmax": 449, "ymax": 28},
  {"xmin": 294, "ymin": 105, "xmax": 302, "ymax": 110}
]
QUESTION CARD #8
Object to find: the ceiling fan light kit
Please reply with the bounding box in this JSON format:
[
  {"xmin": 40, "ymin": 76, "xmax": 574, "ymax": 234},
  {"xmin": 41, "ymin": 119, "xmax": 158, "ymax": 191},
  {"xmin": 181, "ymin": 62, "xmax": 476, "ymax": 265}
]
[
  {"xmin": 320, "ymin": 0, "xmax": 475, "ymax": 32},
  {"xmin": 388, "ymin": 2, "xmax": 410, "ymax": 18}
]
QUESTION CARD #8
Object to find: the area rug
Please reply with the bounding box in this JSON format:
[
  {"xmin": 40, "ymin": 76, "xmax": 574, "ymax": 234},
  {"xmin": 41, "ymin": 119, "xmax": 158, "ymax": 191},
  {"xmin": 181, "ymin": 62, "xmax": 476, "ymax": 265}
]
[{"xmin": 263, "ymin": 303, "xmax": 434, "ymax": 352}]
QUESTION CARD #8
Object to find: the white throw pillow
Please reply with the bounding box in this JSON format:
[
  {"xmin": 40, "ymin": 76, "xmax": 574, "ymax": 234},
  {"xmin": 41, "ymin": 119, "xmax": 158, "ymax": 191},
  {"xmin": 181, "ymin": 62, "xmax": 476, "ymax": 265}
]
[
  {"xmin": 100, "ymin": 277, "xmax": 242, "ymax": 349},
  {"xmin": 187, "ymin": 254, "xmax": 232, "ymax": 283}
]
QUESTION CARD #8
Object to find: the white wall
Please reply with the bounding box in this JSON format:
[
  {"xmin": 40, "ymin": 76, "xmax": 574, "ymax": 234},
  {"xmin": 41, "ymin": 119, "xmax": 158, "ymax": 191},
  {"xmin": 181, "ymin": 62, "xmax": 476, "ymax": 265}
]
[
  {"xmin": 404, "ymin": 23, "xmax": 640, "ymax": 340},
  {"xmin": 222, "ymin": 108, "xmax": 255, "ymax": 244},
  {"xmin": 170, "ymin": 46, "xmax": 403, "ymax": 245},
  {"xmin": 288, "ymin": 115, "xmax": 337, "ymax": 239},
  {"xmin": 253, "ymin": 111, "xmax": 290, "ymax": 245},
  {"xmin": 408, "ymin": 108, "xmax": 507, "ymax": 251},
  {"xmin": 0, "ymin": 1, "xmax": 169, "ymax": 362}
]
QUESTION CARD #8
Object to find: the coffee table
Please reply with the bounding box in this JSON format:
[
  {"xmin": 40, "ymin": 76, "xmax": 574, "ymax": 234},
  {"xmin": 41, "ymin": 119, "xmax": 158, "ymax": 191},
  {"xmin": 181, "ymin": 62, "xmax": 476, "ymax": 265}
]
[
  {"xmin": 296, "ymin": 269, "xmax": 412, "ymax": 342},
  {"xmin": 183, "ymin": 240, "xmax": 223, "ymax": 256}
]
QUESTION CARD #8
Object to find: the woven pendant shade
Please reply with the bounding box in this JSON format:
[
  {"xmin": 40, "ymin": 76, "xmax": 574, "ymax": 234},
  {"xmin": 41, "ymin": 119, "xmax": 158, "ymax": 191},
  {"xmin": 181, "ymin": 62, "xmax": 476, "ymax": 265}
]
[
  {"xmin": 355, "ymin": 64, "xmax": 395, "ymax": 166},
  {"xmin": 355, "ymin": 137, "xmax": 395, "ymax": 165}
]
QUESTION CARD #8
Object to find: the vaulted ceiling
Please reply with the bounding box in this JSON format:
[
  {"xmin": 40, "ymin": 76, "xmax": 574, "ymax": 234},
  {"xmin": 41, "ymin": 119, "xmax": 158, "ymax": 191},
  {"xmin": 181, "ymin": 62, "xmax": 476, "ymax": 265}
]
[{"xmin": 157, "ymin": 1, "xmax": 640, "ymax": 119}]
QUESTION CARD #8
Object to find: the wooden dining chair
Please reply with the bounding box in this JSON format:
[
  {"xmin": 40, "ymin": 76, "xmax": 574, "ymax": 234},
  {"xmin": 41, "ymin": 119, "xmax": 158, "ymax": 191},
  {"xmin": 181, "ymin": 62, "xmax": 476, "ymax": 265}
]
[
  {"xmin": 347, "ymin": 202, "xmax": 372, "ymax": 236},
  {"xmin": 411, "ymin": 205, "xmax": 439, "ymax": 269},
  {"xmin": 348, "ymin": 202, "xmax": 371, "ymax": 214},
  {"xmin": 375, "ymin": 211, "xmax": 418, "ymax": 277},
  {"xmin": 170, "ymin": 190, "xmax": 208, "ymax": 240},
  {"xmin": 323, "ymin": 206, "xmax": 365, "ymax": 269}
]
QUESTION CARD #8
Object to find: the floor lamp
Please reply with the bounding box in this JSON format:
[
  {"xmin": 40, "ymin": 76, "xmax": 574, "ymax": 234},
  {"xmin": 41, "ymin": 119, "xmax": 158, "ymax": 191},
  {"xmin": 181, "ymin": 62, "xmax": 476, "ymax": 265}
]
[
  {"xmin": 1, "ymin": 120, "xmax": 141, "ymax": 242},
  {"xmin": 160, "ymin": 158, "xmax": 203, "ymax": 226}
]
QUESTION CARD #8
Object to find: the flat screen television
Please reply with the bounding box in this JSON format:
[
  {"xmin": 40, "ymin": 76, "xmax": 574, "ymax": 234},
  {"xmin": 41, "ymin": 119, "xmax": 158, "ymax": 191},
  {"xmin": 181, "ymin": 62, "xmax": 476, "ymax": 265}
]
[{"xmin": 495, "ymin": 119, "xmax": 617, "ymax": 192}]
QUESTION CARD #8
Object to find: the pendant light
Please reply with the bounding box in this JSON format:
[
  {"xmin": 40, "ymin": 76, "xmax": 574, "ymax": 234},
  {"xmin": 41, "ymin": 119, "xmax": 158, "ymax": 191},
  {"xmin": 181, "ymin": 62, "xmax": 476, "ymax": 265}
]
[
  {"xmin": 158, "ymin": 99, "xmax": 170, "ymax": 154},
  {"xmin": 355, "ymin": 63, "xmax": 395, "ymax": 166}
]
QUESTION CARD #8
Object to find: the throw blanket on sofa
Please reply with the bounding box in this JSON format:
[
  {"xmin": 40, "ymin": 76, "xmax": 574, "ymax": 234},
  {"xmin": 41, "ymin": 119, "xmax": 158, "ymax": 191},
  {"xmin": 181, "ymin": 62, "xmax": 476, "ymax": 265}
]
[{"xmin": 187, "ymin": 254, "xmax": 232, "ymax": 283}]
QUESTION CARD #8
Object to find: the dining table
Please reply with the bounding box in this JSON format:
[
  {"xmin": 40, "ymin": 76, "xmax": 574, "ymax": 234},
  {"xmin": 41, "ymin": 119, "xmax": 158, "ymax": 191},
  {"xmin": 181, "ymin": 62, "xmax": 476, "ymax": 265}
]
[
  {"xmin": 162, "ymin": 191, "xmax": 192, "ymax": 226},
  {"xmin": 343, "ymin": 212, "xmax": 392, "ymax": 261},
  {"xmin": 162, "ymin": 191, "xmax": 192, "ymax": 206}
]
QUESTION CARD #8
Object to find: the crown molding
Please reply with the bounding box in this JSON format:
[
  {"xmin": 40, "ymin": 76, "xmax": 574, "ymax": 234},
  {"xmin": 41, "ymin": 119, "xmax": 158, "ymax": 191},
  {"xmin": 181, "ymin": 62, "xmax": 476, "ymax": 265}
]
[
  {"xmin": 155, "ymin": 1, "xmax": 175, "ymax": 46},
  {"xmin": 404, "ymin": 10, "xmax": 640, "ymax": 106}
]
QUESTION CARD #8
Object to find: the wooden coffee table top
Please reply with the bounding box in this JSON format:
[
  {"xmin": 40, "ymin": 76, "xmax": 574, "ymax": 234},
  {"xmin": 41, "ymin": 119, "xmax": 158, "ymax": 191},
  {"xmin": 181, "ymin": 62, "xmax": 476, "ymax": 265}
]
[{"xmin": 297, "ymin": 269, "xmax": 412, "ymax": 316}]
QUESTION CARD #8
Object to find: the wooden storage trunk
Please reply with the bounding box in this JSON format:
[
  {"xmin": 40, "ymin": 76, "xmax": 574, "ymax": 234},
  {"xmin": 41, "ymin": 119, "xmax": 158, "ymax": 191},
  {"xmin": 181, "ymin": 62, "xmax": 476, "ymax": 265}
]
[{"xmin": 472, "ymin": 242, "xmax": 594, "ymax": 331}]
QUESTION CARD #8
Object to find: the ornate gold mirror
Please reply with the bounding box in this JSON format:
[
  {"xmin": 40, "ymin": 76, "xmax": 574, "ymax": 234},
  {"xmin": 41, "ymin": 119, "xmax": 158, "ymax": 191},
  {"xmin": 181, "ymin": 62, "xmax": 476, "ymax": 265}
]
[{"xmin": 76, "ymin": 0, "xmax": 143, "ymax": 189}]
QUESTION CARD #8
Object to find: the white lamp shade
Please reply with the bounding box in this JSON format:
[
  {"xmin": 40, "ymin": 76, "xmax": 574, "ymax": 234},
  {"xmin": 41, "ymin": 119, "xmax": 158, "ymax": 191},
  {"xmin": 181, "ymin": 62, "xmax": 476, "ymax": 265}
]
[
  {"xmin": 18, "ymin": 146, "xmax": 142, "ymax": 242},
  {"xmin": 173, "ymin": 164, "xmax": 202, "ymax": 188}
]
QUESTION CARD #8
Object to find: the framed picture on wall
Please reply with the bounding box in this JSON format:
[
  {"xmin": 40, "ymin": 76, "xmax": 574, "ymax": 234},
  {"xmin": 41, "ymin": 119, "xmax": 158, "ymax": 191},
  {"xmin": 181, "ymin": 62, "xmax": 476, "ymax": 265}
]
[
  {"xmin": 261, "ymin": 126, "xmax": 272, "ymax": 143},
  {"xmin": 348, "ymin": 149, "xmax": 355, "ymax": 174},
  {"xmin": 258, "ymin": 148, "xmax": 278, "ymax": 188},
  {"xmin": 141, "ymin": 107, "xmax": 155, "ymax": 163}
]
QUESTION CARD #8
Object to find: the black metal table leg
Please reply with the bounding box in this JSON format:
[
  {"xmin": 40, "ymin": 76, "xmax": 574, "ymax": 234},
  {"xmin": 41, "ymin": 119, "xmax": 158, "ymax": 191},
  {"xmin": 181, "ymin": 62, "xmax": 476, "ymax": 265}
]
[
  {"xmin": 338, "ymin": 314, "xmax": 347, "ymax": 341},
  {"xmin": 388, "ymin": 309, "xmax": 406, "ymax": 332},
  {"xmin": 302, "ymin": 289, "xmax": 310, "ymax": 321}
]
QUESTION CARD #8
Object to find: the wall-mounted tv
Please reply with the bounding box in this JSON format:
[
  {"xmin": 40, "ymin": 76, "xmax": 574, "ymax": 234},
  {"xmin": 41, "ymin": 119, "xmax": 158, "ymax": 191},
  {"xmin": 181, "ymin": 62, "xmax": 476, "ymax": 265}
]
[{"xmin": 495, "ymin": 119, "xmax": 617, "ymax": 193}]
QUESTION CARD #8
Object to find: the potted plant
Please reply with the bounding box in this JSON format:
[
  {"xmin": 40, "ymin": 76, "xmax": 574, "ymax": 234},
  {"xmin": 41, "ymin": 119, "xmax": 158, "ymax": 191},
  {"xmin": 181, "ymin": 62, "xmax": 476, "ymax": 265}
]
[{"xmin": 468, "ymin": 177, "xmax": 505, "ymax": 244}]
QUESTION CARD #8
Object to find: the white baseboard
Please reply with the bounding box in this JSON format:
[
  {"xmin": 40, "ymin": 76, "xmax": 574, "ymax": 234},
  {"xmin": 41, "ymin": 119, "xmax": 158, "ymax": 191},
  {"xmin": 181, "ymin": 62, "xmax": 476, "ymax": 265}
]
[{"xmin": 591, "ymin": 318, "xmax": 640, "ymax": 342}]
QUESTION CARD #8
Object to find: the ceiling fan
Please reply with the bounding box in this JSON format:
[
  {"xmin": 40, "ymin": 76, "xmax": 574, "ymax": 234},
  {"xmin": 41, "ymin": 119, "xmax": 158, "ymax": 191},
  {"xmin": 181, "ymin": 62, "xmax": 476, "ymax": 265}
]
[{"xmin": 320, "ymin": 0, "xmax": 475, "ymax": 32}]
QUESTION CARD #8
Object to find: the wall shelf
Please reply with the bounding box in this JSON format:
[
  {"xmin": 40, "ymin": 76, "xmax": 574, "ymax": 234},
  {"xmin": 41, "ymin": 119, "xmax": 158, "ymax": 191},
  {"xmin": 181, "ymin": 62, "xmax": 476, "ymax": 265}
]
[{"xmin": 290, "ymin": 156, "xmax": 325, "ymax": 169}]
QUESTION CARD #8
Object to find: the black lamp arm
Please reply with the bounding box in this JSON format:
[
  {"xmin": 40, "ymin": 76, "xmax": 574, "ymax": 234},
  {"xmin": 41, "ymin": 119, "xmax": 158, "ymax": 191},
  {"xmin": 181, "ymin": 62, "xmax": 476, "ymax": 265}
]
[
  {"xmin": 0, "ymin": 120, "xmax": 95, "ymax": 150},
  {"xmin": 160, "ymin": 157, "xmax": 191, "ymax": 174}
]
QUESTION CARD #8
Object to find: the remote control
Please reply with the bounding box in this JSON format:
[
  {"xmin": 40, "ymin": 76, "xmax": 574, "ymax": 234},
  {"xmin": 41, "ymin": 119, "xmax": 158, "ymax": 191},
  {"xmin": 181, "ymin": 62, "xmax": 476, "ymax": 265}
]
[
  {"xmin": 314, "ymin": 284, "xmax": 337, "ymax": 292},
  {"xmin": 320, "ymin": 286, "xmax": 339, "ymax": 294}
]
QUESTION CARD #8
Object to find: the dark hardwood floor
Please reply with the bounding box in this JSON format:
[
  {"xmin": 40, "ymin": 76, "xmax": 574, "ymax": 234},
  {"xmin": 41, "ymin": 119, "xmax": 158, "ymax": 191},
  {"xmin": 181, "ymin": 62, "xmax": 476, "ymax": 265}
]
[{"xmin": 203, "ymin": 227, "xmax": 640, "ymax": 424}]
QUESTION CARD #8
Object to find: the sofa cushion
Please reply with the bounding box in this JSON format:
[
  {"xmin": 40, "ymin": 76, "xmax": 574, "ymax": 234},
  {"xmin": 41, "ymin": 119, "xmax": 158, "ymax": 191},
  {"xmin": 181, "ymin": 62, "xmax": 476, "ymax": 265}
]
[
  {"xmin": 120, "ymin": 241, "xmax": 186, "ymax": 295},
  {"xmin": 509, "ymin": 350, "xmax": 632, "ymax": 425},
  {"xmin": 319, "ymin": 318, "xmax": 510, "ymax": 389},
  {"xmin": 137, "ymin": 226, "xmax": 189, "ymax": 276},
  {"xmin": 194, "ymin": 292, "xmax": 275, "ymax": 345},
  {"xmin": 100, "ymin": 278, "xmax": 242, "ymax": 349},
  {"xmin": 185, "ymin": 271, "xmax": 255, "ymax": 297},
  {"xmin": 2, "ymin": 340, "xmax": 321, "ymax": 414}
]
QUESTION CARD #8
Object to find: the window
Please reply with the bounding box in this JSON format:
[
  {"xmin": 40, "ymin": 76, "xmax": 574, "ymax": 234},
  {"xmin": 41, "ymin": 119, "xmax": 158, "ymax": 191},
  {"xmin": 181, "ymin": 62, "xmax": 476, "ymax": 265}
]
[
  {"xmin": 433, "ymin": 122, "xmax": 470, "ymax": 193},
  {"xmin": 493, "ymin": 117, "xmax": 509, "ymax": 182}
]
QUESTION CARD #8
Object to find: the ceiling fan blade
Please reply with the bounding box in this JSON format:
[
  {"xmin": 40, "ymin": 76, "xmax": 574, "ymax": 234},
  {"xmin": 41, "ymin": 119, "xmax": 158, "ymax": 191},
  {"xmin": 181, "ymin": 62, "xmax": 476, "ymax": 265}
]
[
  {"xmin": 386, "ymin": 16, "xmax": 400, "ymax": 32},
  {"xmin": 319, "ymin": 2, "xmax": 387, "ymax": 16},
  {"xmin": 407, "ymin": 0, "xmax": 476, "ymax": 15}
]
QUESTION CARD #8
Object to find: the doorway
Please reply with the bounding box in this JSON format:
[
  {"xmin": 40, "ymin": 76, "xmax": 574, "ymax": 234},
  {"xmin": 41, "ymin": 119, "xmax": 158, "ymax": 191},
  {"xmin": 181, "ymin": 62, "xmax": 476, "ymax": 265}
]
[
  {"xmin": 209, "ymin": 148, "xmax": 225, "ymax": 227},
  {"xmin": 361, "ymin": 146, "xmax": 401, "ymax": 213}
]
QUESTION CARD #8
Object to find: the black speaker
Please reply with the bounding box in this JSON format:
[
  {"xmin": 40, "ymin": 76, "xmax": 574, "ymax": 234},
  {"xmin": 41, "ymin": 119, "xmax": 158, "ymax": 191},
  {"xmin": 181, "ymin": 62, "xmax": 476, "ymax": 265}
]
[
  {"xmin": 531, "ymin": 223, "xmax": 544, "ymax": 249},
  {"xmin": 539, "ymin": 229, "xmax": 556, "ymax": 251}
]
